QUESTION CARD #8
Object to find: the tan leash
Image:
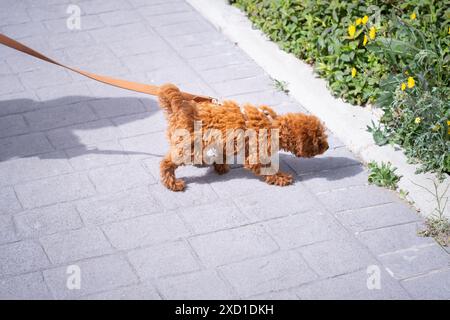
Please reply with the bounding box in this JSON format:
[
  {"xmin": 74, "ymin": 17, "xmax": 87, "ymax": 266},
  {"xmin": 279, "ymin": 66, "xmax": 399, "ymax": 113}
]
[{"xmin": 0, "ymin": 33, "xmax": 215, "ymax": 103}]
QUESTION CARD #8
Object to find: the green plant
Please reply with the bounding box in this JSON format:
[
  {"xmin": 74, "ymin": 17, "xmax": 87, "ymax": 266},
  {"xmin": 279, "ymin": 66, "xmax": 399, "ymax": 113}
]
[
  {"xmin": 273, "ymin": 79, "xmax": 290, "ymax": 93},
  {"xmin": 232, "ymin": 0, "xmax": 449, "ymax": 177},
  {"xmin": 368, "ymin": 161, "xmax": 401, "ymax": 189},
  {"xmin": 414, "ymin": 179, "xmax": 450, "ymax": 246},
  {"xmin": 366, "ymin": 120, "xmax": 388, "ymax": 146}
]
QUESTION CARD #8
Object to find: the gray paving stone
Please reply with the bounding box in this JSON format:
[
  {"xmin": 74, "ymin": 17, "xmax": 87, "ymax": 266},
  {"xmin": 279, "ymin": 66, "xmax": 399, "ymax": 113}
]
[
  {"xmin": 157, "ymin": 270, "xmax": 234, "ymax": 300},
  {"xmin": 220, "ymin": 251, "xmax": 317, "ymax": 297},
  {"xmin": 139, "ymin": 2, "xmax": 193, "ymax": 17},
  {"xmin": 0, "ymin": 272, "xmax": 52, "ymax": 300},
  {"xmin": 35, "ymin": 83, "xmax": 92, "ymax": 105},
  {"xmin": 379, "ymin": 244, "xmax": 449, "ymax": 280},
  {"xmin": 102, "ymin": 213, "xmax": 190, "ymax": 250},
  {"xmin": 46, "ymin": 119, "xmax": 121, "ymax": 149},
  {"xmin": 318, "ymin": 185, "xmax": 401, "ymax": 213},
  {"xmin": 155, "ymin": 20, "xmax": 213, "ymax": 37},
  {"xmin": 14, "ymin": 203, "xmax": 83, "ymax": 238},
  {"xmin": 65, "ymin": 140, "xmax": 129, "ymax": 171},
  {"xmin": 47, "ymin": 31, "xmax": 96, "ymax": 51},
  {"xmin": 40, "ymin": 227, "xmax": 113, "ymax": 264},
  {"xmin": 188, "ymin": 52, "xmax": 252, "ymax": 73},
  {"xmin": 0, "ymin": 114, "xmax": 29, "ymax": 138},
  {"xmin": 5, "ymin": 53, "xmax": 52, "ymax": 73},
  {"xmin": 233, "ymin": 185, "xmax": 319, "ymax": 221},
  {"xmin": 144, "ymin": 11, "xmax": 200, "ymax": 28},
  {"xmin": 43, "ymin": 255, "xmax": 138, "ymax": 299},
  {"xmin": 127, "ymin": 241, "xmax": 200, "ymax": 279},
  {"xmin": 123, "ymin": 51, "xmax": 185, "ymax": 73},
  {"xmin": 294, "ymin": 269, "xmax": 410, "ymax": 299},
  {"xmin": 335, "ymin": 202, "xmax": 421, "ymax": 233},
  {"xmin": 164, "ymin": 31, "xmax": 219, "ymax": 49},
  {"xmin": 119, "ymin": 132, "xmax": 169, "ymax": 158},
  {"xmin": 298, "ymin": 237, "xmax": 377, "ymax": 278},
  {"xmin": 108, "ymin": 35, "xmax": 169, "ymax": 57},
  {"xmin": 0, "ymin": 186, "xmax": 22, "ymax": 215},
  {"xmin": 357, "ymin": 222, "xmax": 436, "ymax": 255},
  {"xmin": 80, "ymin": 0, "xmax": 133, "ymax": 14},
  {"xmin": 0, "ymin": 91, "xmax": 39, "ymax": 117},
  {"xmin": 0, "ymin": 215, "xmax": 18, "ymax": 244},
  {"xmin": 401, "ymin": 269, "xmax": 450, "ymax": 299},
  {"xmin": 15, "ymin": 172, "xmax": 96, "ymax": 209},
  {"xmin": 148, "ymin": 182, "xmax": 218, "ymax": 210},
  {"xmin": 27, "ymin": 4, "xmax": 68, "ymax": 21},
  {"xmin": 0, "ymin": 132, "xmax": 54, "ymax": 161},
  {"xmin": 0, "ymin": 240, "xmax": 50, "ymax": 276},
  {"xmin": 76, "ymin": 186, "xmax": 162, "ymax": 226},
  {"xmin": 200, "ymin": 63, "xmax": 264, "ymax": 84},
  {"xmin": 89, "ymin": 22, "xmax": 150, "ymax": 43},
  {"xmin": 25, "ymin": 102, "xmax": 98, "ymax": 131},
  {"xmin": 88, "ymin": 161, "xmax": 156, "ymax": 194},
  {"xmin": 81, "ymin": 281, "xmax": 161, "ymax": 300},
  {"xmin": 211, "ymin": 75, "xmax": 273, "ymax": 96},
  {"xmin": 189, "ymin": 225, "xmax": 278, "ymax": 267},
  {"xmin": 2, "ymin": 21, "xmax": 47, "ymax": 39},
  {"xmin": 19, "ymin": 67, "xmax": 72, "ymax": 90},
  {"xmin": 98, "ymin": 10, "xmax": 143, "ymax": 26},
  {"xmin": 0, "ymin": 74, "xmax": 24, "ymax": 95},
  {"xmin": 178, "ymin": 200, "xmax": 249, "ymax": 234},
  {"xmin": 264, "ymin": 211, "xmax": 347, "ymax": 249},
  {"xmin": 88, "ymin": 97, "xmax": 145, "ymax": 119},
  {"xmin": 284, "ymin": 146, "xmax": 361, "ymax": 175},
  {"xmin": 300, "ymin": 165, "xmax": 368, "ymax": 193},
  {"xmin": 43, "ymin": 15, "xmax": 105, "ymax": 33},
  {"xmin": 225, "ymin": 90, "xmax": 288, "ymax": 106},
  {"xmin": 112, "ymin": 111, "xmax": 166, "ymax": 137}
]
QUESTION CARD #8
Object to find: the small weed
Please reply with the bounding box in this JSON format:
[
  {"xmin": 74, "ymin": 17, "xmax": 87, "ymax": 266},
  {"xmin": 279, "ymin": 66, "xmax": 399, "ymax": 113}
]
[
  {"xmin": 366, "ymin": 120, "xmax": 388, "ymax": 146},
  {"xmin": 368, "ymin": 161, "xmax": 401, "ymax": 190},
  {"xmin": 414, "ymin": 179, "xmax": 450, "ymax": 246},
  {"xmin": 273, "ymin": 79, "xmax": 289, "ymax": 94}
]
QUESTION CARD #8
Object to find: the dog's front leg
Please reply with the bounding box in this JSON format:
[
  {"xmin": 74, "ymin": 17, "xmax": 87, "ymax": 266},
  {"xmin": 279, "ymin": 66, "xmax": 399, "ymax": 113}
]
[
  {"xmin": 265, "ymin": 172, "xmax": 293, "ymax": 186},
  {"xmin": 160, "ymin": 154, "xmax": 185, "ymax": 191},
  {"xmin": 244, "ymin": 163, "xmax": 293, "ymax": 186}
]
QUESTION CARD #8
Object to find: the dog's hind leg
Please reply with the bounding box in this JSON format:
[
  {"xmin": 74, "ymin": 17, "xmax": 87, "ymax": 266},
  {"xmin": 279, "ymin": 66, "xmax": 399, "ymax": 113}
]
[
  {"xmin": 213, "ymin": 163, "xmax": 230, "ymax": 175},
  {"xmin": 160, "ymin": 153, "xmax": 185, "ymax": 191}
]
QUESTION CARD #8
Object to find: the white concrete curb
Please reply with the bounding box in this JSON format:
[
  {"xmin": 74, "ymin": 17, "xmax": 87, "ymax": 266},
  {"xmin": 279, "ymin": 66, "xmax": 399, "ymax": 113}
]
[{"xmin": 187, "ymin": 0, "xmax": 449, "ymax": 218}]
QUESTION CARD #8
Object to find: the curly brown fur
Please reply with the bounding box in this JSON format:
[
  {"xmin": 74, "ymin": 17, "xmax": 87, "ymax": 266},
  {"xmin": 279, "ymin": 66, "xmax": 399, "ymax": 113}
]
[{"xmin": 157, "ymin": 83, "xmax": 328, "ymax": 191}]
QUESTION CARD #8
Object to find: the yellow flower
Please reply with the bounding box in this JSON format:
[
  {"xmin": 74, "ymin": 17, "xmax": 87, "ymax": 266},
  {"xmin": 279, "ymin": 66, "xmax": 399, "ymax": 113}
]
[
  {"xmin": 410, "ymin": 12, "xmax": 416, "ymax": 20},
  {"xmin": 401, "ymin": 83, "xmax": 406, "ymax": 91},
  {"xmin": 432, "ymin": 124, "xmax": 441, "ymax": 132},
  {"xmin": 362, "ymin": 15, "xmax": 369, "ymax": 25},
  {"xmin": 348, "ymin": 24, "xmax": 356, "ymax": 38},
  {"xmin": 356, "ymin": 18, "xmax": 362, "ymax": 26},
  {"xmin": 407, "ymin": 76, "xmax": 415, "ymax": 88},
  {"xmin": 369, "ymin": 26, "xmax": 376, "ymax": 40},
  {"xmin": 447, "ymin": 121, "xmax": 450, "ymax": 135},
  {"xmin": 404, "ymin": 70, "xmax": 409, "ymax": 75},
  {"xmin": 363, "ymin": 34, "xmax": 368, "ymax": 46},
  {"xmin": 448, "ymin": 27, "xmax": 450, "ymax": 34},
  {"xmin": 351, "ymin": 67, "xmax": 357, "ymax": 78},
  {"xmin": 414, "ymin": 117, "xmax": 421, "ymax": 124}
]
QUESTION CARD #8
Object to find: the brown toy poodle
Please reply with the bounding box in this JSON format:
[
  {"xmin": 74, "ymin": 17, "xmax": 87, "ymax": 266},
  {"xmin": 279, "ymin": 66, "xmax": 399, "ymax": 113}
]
[{"xmin": 157, "ymin": 83, "xmax": 329, "ymax": 191}]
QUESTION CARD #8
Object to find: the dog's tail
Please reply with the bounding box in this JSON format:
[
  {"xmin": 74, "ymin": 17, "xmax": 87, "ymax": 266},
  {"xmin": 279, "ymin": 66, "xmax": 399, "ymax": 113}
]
[{"xmin": 157, "ymin": 83, "xmax": 184, "ymax": 114}]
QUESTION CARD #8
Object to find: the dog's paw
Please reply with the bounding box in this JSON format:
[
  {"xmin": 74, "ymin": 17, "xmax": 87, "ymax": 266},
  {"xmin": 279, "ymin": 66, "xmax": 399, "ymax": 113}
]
[
  {"xmin": 167, "ymin": 179, "xmax": 186, "ymax": 192},
  {"xmin": 265, "ymin": 173, "xmax": 293, "ymax": 186},
  {"xmin": 214, "ymin": 164, "xmax": 230, "ymax": 175}
]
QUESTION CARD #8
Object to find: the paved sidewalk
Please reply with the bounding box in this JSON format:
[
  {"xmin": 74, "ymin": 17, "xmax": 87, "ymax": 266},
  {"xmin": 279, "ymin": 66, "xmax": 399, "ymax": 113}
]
[{"xmin": 0, "ymin": 0, "xmax": 448, "ymax": 300}]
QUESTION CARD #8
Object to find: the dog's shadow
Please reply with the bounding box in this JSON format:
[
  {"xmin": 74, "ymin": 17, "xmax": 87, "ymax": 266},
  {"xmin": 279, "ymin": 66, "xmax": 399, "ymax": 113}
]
[
  {"xmin": 182, "ymin": 153, "xmax": 364, "ymax": 185},
  {"xmin": 0, "ymin": 95, "xmax": 164, "ymax": 162}
]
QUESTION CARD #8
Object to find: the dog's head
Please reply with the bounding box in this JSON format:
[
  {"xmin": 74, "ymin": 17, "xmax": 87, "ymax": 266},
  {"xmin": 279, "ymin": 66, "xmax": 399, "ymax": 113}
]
[{"xmin": 279, "ymin": 113, "xmax": 329, "ymax": 158}]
